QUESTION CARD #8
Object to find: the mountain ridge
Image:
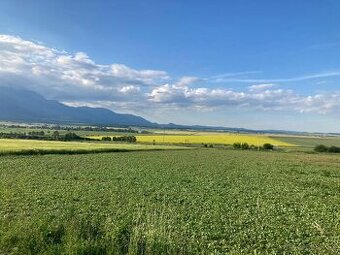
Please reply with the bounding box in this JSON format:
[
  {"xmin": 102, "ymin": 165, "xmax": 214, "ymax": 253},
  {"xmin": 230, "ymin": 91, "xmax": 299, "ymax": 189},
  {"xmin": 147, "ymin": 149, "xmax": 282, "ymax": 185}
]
[
  {"xmin": 0, "ymin": 86, "xmax": 154, "ymax": 126},
  {"xmin": 1, "ymin": 86, "xmax": 338, "ymax": 135}
]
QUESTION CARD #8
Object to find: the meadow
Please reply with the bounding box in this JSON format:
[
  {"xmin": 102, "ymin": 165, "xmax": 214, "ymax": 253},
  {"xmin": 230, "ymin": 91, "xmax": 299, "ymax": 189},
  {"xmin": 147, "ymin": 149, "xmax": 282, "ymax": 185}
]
[
  {"xmin": 273, "ymin": 135, "xmax": 340, "ymax": 149},
  {"xmin": 0, "ymin": 139, "xmax": 186, "ymax": 155},
  {"xmin": 1, "ymin": 149, "xmax": 339, "ymax": 254}
]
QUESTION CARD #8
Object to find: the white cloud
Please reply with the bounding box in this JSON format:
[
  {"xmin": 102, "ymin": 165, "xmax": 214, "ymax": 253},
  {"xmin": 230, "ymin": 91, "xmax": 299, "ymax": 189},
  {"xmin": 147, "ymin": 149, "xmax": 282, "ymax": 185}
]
[
  {"xmin": 299, "ymin": 93, "xmax": 340, "ymax": 114},
  {"xmin": 1, "ymin": 34, "xmax": 340, "ymax": 116},
  {"xmin": 175, "ymin": 76, "xmax": 200, "ymax": 87},
  {"xmin": 148, "ymin": 83, "xmax": 340, "ymax": 114},
  {"xmin": 248, "ymin": 83, "xmax": 275, "ymax": 91},
  {"xmin": 119, "ymin": 85, "xmax": 141, "ymax": 94},
  {"xmin": 0, "ymin": 34, "xmax": 168, "ymax": 101}
]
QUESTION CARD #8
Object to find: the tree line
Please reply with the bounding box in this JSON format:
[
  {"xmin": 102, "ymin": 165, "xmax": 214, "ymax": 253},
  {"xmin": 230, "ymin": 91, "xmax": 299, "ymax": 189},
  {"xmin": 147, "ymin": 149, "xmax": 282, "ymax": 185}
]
[
  {"xmin": 0, "ymin": 131, "xmax": 88, "ymax": 141},
  {"xmin": 233, "ymin": 142, "xmax": 274, "ymax": 151},
  {"xmin": 0, "ymin": 124, "xmax": 147, "ymax": 134},
  {"xmin": 101, "ymin": 136, "xmax": 137, "ymax": 143},
  {"xmin": 314, "ymin": 144, "xmax": 340, "ymax": 153},
  {"xmin": 0, "ymin": 131, "xmax": 137, "ymax": 143}
]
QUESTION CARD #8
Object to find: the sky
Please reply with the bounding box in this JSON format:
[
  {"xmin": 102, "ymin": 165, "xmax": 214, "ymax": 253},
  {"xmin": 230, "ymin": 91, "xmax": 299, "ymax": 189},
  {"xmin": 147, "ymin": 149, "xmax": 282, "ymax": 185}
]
[{"xmin": 0, "ymin": 0, "xmax": 340, "ymax": 132}]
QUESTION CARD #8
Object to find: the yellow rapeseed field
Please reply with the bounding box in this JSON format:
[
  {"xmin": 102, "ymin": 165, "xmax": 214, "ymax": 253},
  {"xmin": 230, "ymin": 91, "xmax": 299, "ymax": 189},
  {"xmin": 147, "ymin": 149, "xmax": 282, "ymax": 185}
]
[
  {"xmin": 87, "ymin": 134, "xmax": 295, "ymax": 146},
  {"xmin": 0, "ymin": 139, "xmax": 187, "ymax": 153},
  {"xmin": 136, "ymin": 134, "xmax": 294, "ymax": 146}
]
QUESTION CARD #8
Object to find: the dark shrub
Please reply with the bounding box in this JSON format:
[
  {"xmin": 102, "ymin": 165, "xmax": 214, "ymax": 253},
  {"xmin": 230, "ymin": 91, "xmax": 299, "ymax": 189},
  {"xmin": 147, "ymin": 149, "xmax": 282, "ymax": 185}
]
[
  {"xmin": 233, "ymin": 142, "xmax": 241, "ymax": 149},
  {"xmin": 101, "ymin": 136, "xmax": 112, "ymax": 141},
  {"xmin": 241, "ymin": 143, "xmax": 249, "ymax": 150},
  {"xmin": 63, "ymin": 133, "xmax": 82, "ymax": 141},
  {"xmin": 52, "ymin": 131, "xmax": 60, "ymax": 140},
  {"xmin": 112, "ymin": 136, "xmax": 137, "ymax": 143},
  {"xmin": 112, "ymin": 135, "xmax": 137, "ymax": 143},
  {"xmin": 314, "ymin": 144, "xmax": 328, "ymax": 152},
  {"xmin": 263, "ymin": 143, "xmax": 274, "ymax": 150},
  {"xmin": 328, "ymin": 146, "xmax": 340, "ymax": 153}
]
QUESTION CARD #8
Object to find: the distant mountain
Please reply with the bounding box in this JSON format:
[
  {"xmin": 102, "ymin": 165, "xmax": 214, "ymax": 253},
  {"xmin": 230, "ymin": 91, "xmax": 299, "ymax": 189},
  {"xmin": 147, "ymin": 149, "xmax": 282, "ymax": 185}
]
[
  {"xmin": 1, "ymin": 86, "xmax": 336, "ymax": 135},
  {"xmin": 0, "ymin": 86, "xmax": 153, "ymax": 126}
]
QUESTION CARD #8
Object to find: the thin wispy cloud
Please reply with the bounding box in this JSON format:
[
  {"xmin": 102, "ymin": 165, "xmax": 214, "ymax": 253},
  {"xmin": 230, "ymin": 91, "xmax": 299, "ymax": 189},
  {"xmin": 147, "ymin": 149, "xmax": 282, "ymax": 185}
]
[
  {"xmin": 211, "ymin": 72, "xmax": 340, "ymax": 84},
  {"xmin": 208, "ymin": 71, "xmax": 263, "ymax": 80}
]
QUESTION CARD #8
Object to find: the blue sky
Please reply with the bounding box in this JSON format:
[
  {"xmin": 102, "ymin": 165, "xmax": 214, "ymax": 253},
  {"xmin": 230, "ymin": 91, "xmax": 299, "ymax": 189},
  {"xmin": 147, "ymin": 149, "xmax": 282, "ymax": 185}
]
[{"xmin": 0, "ymin": 0, "xmax": 340, "ymax": 132}]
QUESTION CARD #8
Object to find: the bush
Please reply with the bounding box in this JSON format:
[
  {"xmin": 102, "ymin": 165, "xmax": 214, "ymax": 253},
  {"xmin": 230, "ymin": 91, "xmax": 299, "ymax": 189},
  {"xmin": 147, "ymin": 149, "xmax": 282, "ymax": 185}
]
[
  {"xmin": 314, "ymin": 144, "xmax": 340, "ymax": 153},
  {"xmin": 52, "ymin": 131, "xmax": 60, "ymax": 139},
  {"xmin": 241, "ymin": 143, "xmax": 249, "ymax": 150},
  {"xmin": 328, "ymin": 146, "xmax": 340, "ymax": 153},
  {"xmin": 263, "ymin": 143, "xmax": 274, "ymax": 150},
  {"xmin": 314, "ymin": 144, "xmax": 329, "ymax": 153},
  {"xmin": 102, "ymin": 137, "xmax": 112, "ymax": 141},
  {"xmin": 233, "ymin": 142, "xmax": 241, "ymax": 149},
  {"xmin": 112, "ymin": 136, "xmax": 137, "ymax": 143},
  {"xmin": 63, "ymin": 133, "xmax": 82, "ymax": 141}
]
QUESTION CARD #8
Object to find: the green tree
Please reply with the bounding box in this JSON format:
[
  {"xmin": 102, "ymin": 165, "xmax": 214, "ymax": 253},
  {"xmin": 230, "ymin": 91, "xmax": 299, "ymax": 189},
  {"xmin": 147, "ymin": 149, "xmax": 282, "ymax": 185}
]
[
  {"xmin": 314, "ymin": 144, "xmax": 328, "ymax": 153},
  {"xmin": 52, "ymin": 131, "xmax": 60, "ymax": 140},
  {"xmin": 241, "ymin": 143, "xmax": 249, "ymax": 150},
  {"xmin": 328, "ymin": 146, "xmax": 340, "ymax": 153},
  {"xmin": 233, "ymin": 142, "xmax": 241, "ymax": 149},
  {"xmin": 263, "ymin": 143, "xmax": 274, "ymax": 150}
]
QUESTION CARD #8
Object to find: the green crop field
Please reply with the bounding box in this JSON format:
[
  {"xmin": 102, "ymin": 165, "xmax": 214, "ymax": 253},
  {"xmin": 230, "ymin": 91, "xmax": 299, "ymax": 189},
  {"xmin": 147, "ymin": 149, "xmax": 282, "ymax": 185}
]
[
  {"xmin": 1, "ymin": 149, "xmax": 339, "ymax": 254},
  {"xmin": 0, "ymin": 139, "xmax": 187, "ymax": 155}
]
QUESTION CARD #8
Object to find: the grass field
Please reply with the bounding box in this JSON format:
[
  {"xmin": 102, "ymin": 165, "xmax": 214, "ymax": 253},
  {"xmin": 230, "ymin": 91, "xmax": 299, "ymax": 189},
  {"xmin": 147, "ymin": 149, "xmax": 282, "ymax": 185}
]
[
  {"xmin": 1, "ymin": 149, "xmax": 339, "ymax": 254},
  {"xmin": 273, "ymin": 135, "xmax": 340, "ymax": 148},
  {"xmin": 88, "ymin": 134, "xmax": 295, "ymax": 147},
  {"xmin": 0, "ymin": 139, "xmax": 186, "ymax": 155}
]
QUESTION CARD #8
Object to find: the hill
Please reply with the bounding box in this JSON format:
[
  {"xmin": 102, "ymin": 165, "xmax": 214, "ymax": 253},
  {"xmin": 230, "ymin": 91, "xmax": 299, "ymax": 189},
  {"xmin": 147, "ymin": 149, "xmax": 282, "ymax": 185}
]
[{"xmin": 0, "ymin": 86, "xmax": 153, "ymax": 126}]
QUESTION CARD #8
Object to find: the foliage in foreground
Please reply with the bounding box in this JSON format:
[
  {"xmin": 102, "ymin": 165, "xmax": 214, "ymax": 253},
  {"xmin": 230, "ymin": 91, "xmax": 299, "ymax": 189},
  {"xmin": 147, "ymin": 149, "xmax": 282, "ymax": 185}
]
[{"xmin": 0, "ymin": 150, "xmax": 339, "ymax": 254}]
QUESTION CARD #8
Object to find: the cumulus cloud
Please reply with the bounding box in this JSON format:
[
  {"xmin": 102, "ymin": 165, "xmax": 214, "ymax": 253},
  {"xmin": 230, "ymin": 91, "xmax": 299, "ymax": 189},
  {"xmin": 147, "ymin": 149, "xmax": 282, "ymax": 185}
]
[
  {"xmin": 119, "ymin": 85, "xmax": 141, "ymax": 94},
  {"xmin": 148, "ymin": 83, "xmax": 340, "ymax": 114},
  {"xmin": 0, "ymin": 34, "xmax": 340, "ymax": 115},
  {"xmin": 0, "ymin": 34, "xmax": 168, "ymax": 101}
]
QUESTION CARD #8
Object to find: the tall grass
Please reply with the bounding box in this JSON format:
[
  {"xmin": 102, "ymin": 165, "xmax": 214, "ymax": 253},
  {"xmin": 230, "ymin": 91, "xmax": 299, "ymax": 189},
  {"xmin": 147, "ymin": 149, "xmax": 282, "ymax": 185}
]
[{"xmin": 1, "ymin": 204, "xmax": 188, "ymax": 254}]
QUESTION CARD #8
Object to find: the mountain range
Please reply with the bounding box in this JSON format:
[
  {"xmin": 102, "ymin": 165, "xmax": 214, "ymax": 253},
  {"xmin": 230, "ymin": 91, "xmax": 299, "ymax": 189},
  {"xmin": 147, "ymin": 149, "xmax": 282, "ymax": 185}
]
[
  {"xmin": 0, "ymin": 86, "xmax": 153, "ymax": 126},
  {"xmin": 1, "ymin": 86, "xmax": 336, "ymax": 135}
]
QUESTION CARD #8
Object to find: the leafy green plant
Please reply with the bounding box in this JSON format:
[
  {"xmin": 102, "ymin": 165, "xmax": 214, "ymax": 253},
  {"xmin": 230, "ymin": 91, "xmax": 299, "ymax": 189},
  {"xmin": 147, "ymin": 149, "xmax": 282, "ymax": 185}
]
[{"xmin": 1, "ymin": 150, "xmax": 339, "ymax": 254}]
